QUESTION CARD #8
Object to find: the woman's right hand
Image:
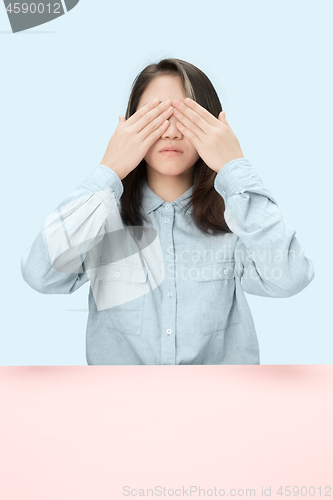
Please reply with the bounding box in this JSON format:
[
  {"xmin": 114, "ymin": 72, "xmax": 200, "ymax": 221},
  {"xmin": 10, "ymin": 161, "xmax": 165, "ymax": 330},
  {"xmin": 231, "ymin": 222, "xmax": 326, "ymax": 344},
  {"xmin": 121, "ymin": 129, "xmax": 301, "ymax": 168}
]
[{"xmin": 100, "ymin": 98, "xmax": 174, "ymax": 180}]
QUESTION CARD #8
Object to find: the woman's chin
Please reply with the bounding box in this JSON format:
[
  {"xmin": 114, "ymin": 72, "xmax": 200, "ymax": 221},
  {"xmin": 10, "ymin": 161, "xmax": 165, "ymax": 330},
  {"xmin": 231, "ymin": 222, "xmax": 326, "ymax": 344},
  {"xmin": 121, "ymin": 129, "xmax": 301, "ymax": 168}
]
[{"xmin": 151, "ymin": 164, "xmax": 190, "ymax": 176}]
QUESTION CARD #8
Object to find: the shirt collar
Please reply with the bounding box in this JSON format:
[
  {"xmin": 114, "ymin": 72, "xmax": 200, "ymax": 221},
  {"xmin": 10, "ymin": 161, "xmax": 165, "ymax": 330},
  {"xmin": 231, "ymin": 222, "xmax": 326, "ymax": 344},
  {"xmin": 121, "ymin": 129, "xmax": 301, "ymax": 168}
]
[{"xmin": 140, "ymin": 178, "xmax": 193, "ymax": 215}]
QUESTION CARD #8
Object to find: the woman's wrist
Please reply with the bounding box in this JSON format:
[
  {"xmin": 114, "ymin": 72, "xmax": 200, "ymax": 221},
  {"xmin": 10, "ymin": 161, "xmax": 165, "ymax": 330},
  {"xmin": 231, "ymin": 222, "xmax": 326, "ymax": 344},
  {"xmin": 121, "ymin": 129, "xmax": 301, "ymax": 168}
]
[{"xmin": 99, "ymin": 161, "xmax": 125, "ymax": 181}]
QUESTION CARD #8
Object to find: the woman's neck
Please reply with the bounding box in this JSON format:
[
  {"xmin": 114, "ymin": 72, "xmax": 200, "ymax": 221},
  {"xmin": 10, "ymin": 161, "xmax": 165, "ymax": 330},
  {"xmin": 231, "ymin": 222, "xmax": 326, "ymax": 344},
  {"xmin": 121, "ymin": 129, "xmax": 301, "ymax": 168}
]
[{"xmin": 146, "ymin": 167, "xmax": 193, "ymax": 203}]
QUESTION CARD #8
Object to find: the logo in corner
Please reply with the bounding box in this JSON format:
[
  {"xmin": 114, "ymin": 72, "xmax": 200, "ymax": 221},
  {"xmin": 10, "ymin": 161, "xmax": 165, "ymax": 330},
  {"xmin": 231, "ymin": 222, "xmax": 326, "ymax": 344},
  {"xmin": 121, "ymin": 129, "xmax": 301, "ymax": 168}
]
[{"xmin": 3, "ymin": 0, "xmax": 80, "ymax": 33}]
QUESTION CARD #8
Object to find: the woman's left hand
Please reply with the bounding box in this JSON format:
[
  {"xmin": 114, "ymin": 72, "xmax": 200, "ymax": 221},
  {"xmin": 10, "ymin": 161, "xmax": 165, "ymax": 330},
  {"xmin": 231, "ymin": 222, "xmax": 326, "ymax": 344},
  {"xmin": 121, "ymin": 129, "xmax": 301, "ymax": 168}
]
[{"xmin": 173, "ymin": 98, "xmax": 245, "ymax": 172}]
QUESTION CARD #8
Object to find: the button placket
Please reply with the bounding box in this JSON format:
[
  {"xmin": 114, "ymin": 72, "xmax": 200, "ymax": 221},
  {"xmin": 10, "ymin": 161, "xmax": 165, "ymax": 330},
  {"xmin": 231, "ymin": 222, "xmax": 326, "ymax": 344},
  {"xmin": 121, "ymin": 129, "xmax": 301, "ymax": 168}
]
[{"xmin": 160, "ymin": 204, "xmax": 176, "ymax": 364}]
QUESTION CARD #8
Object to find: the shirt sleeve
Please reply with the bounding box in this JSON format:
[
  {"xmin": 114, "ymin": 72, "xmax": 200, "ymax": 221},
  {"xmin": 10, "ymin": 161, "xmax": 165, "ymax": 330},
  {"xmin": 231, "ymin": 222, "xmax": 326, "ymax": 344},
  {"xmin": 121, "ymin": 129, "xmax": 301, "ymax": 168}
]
[
  {"xmin": 214, "ymin": 158, "xmax": 315, "ymax": 298},
  {"xmin": 21, "ymin": 165, "xmax": 124, "ymax": 294}
]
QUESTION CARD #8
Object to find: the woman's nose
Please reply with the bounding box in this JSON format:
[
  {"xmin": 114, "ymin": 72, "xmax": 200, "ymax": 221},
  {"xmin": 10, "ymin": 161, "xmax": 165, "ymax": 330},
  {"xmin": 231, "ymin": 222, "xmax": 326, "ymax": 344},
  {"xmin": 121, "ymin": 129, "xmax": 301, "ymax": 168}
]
[{"xmin": 161, "ymin": 110, "xmax": 182, "ymax": 139}]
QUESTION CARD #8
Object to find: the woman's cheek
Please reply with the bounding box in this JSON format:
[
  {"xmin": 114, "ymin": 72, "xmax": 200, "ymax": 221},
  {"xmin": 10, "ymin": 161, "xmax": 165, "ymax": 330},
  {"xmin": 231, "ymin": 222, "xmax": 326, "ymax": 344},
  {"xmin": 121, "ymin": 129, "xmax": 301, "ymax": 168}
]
[{"xmin": 143, "ymin": 150, "xmax": 152, "ymax": 163}]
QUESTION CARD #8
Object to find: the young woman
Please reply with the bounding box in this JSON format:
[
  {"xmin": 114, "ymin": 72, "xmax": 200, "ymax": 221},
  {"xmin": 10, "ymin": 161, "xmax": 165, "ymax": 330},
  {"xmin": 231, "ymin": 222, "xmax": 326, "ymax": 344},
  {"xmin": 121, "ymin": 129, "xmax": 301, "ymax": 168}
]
[{"xmin": 21, "ymin": 58, "xmax": 315, "ymax": 365}]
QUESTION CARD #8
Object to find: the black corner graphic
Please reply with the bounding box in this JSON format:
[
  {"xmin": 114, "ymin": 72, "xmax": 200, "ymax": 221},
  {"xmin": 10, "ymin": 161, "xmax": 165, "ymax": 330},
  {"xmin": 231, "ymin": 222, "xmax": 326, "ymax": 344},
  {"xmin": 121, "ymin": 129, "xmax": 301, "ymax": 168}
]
[{"xmin": 64, "ymin": 0, "xmax": 79, "ymax": 12}]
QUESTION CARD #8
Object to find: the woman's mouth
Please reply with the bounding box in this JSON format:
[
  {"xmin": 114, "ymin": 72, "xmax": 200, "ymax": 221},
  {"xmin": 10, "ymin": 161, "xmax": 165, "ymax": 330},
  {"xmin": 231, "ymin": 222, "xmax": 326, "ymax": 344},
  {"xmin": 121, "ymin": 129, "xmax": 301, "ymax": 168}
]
[{"xmin": 160, "ymin": 151, "xmax": 183, "ymax": 156}]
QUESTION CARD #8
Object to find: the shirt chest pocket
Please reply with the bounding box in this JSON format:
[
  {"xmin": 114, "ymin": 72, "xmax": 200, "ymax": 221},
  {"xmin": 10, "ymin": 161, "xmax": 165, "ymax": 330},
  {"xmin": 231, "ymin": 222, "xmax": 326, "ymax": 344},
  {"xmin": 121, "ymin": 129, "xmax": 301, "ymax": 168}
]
[
  {"xmin": 195, "ymin": 260, "xmax": 240, "ymax": 335},
  {"xmin": 94, "ymin": 262, "xmax": 148, "ymax": 336}
]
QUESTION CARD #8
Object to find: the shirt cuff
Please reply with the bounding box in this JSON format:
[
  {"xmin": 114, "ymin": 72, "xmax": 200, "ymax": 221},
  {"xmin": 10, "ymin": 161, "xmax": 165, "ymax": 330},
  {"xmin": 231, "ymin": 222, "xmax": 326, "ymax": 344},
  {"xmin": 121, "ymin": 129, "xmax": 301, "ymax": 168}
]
[
  {"xmin": 214, "ymin": 158, "xmax": 264, "ymax": 201},
  {"xmin": 78, "ymin": 165, "xmax": 124, "ymax": 201}
]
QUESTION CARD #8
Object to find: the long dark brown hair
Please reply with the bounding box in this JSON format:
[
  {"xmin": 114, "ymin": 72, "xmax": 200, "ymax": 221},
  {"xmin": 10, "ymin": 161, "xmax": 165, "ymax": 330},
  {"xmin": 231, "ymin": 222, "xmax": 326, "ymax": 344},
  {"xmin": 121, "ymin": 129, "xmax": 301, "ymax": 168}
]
[{"xmin": 120, "ymin": 58, "xmax": 232, "ymax": 235}]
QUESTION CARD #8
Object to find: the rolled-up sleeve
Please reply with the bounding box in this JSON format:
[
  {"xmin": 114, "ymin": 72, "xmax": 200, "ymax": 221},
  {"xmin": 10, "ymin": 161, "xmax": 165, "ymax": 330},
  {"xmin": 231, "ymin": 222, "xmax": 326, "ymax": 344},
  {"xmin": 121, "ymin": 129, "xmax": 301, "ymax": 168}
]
[{"xmin": 214, "ymin": 158, "xmax": 315, "ymax": 298}]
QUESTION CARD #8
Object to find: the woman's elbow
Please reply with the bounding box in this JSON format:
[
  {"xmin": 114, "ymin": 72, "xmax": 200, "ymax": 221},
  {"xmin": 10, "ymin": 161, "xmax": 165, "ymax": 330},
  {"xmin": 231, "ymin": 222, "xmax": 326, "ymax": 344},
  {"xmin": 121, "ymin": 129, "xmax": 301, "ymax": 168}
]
[
  {"xmin": 282, "ymin": 258, "xmax": 315, "ymax": 297},
  {"xmin": 21, "ymin": 255, "xmax": 50, "ymax": 294}
]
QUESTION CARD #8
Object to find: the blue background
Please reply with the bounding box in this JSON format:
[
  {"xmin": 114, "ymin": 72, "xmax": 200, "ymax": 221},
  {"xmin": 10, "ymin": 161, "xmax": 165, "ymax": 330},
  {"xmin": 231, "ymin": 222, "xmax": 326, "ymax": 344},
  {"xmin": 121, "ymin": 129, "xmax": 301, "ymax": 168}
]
[{"xmin": 0, "ymin": 0, "xmax": 331, "ymax": 364}]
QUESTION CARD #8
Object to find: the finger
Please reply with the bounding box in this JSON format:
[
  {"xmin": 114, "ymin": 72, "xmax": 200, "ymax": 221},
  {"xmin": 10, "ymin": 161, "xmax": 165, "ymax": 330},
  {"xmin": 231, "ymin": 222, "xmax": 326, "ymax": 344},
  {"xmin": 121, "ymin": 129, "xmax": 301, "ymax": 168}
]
[
  {"xmin": 133, "ymin": 100, "xmax": 173, "ymax": 134},
  {"xmin": 218, "ymin": 110, "xmax": 225, "ymax": 120},
  {"xmin": 142, "ymin": 119, "xmax": 170, "ymax": 150},
  {"xmin": 175, "ymin": 121, "xmax": 201, "ymax": 147},
  {"xmin": 218, "ymin": 110, "xmax": 230, "ymax": 128},
  {"xmin": 126, "ymin": 98, "xmax": 161, "ymax": 127},
  {"xmin": 173, "ymin": 100, "xmax": 211, "ymax": 135},
  {"xmin": 129, "ymin": 99, "xmax": 172, "ymax": 133},
  {"xmin": 175, "ymin": 98, "xmax": 218, "ymax": 127},
  {"xmin": 173, "ymin": 108, "xmax": 205, "ymax": 141},
  {"xmin": 138, "ymin": 105, "xmax": 174, "ymax": 141}
]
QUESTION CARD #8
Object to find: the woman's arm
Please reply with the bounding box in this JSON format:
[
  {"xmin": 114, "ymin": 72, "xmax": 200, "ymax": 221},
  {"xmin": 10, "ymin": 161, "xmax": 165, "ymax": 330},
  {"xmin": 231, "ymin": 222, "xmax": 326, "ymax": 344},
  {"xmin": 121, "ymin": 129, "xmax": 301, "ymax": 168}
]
[
  {"xmin": 21, "ymin": 165, "xmax": 124, "ymax": 294},
  {"xmin": 21, "ymin": 99, "xmax": 178, "ymax": 295},
  {"xmin": 171, "ymin": 99, "xmax": 314, "ymax": 296},
  {"xmin": 214, "ymin": 158, "xmax": 315, "ymax": 297}
]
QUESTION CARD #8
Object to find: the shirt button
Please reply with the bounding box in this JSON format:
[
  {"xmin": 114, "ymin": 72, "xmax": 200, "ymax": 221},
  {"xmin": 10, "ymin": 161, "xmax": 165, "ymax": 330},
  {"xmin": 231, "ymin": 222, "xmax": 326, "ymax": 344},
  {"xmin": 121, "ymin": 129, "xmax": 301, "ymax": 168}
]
[
  {"xmin": 165, "ymin": 204, "xmax": 170, "ymax": 209},
  {"xmin": 168, "ymin": 291, "xmax": 173, "ymax": 297},
  {"xmin": 223, "ymin": 269, "xmax": 229, "ymax": 276},
  {"xmin": 166, "ymin": 255, "xmax": 170, "ymax": 261},
  {"xmin": 166, "ymin": 328, "xmax": 172, "ymax": 335},
  {"xmin": 115, "ymin": 271, "xmax": 121, "ymax": 277},
  {"xmin": 164, "ymin": 218, "xmax": 169, "ymax": 223}
]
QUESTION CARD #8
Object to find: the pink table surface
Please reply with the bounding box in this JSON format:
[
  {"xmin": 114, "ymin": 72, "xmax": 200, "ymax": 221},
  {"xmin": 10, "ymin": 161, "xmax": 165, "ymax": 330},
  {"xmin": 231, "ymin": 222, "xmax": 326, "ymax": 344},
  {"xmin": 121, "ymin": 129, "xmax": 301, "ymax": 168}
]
[{"xmin": 0, "ymin": 365, "xmax": 332, "ymax": 499}]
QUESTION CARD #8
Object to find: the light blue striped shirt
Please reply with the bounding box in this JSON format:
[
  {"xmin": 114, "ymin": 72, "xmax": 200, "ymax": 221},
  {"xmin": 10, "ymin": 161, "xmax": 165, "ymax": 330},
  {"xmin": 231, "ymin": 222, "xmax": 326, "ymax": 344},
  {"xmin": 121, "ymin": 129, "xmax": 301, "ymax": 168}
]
[{"xmin": 21, "ymin": 158, "xmax": 315, "ymax": 364}]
